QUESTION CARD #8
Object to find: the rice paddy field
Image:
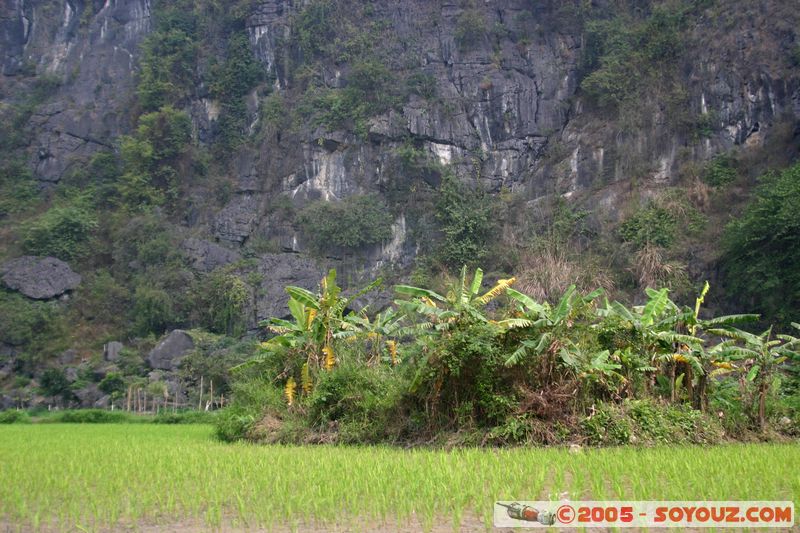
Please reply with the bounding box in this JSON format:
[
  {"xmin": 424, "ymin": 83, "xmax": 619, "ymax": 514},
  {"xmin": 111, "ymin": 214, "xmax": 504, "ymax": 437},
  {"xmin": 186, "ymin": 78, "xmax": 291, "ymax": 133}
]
[{"xmin": 0, "ymin": 424, "xmax": 798, "ymax": 532}]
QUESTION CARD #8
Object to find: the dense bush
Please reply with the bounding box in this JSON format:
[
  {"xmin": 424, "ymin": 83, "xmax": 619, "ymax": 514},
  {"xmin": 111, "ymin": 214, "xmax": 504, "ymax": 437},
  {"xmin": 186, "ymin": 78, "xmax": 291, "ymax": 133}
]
[
  {"xmin": 723, "ymin": 163, "xmax": 800, "ymax": 326},
  {"xmin": 308, "ymin": 363, "xmax": 407, "ymax": 443},
  {"xmin": 0, "ymin": 160, "xmax": 37, "ymax": 218},
  {"xmin": 192, "ymin": 272, "xmax": 249, "ymax": 336},
  {"xmin": 21, "ymin": 203, "xmax": 98, "ymax": 261},
  {"xmin": 132, "ymin": 285, "xmax": 178, "ymax": 336},
  {"xmin": 581, "ymin": 400, "xmax": 722, "ymax": 446},
  {"xmin": 0, "ymin": 410, "xmax": 31, "ymax": 424},
  {"xmin": 434, "ymin": 175, "xmax": 496, "ymax": 269},
  {"xmin": 703, "ymin": 154, "xmax": 738, "ymax": 186},
  {"xmin": 38, "ymin": 368, "xmax": 73, "ymax": 401},
  {"xmin": 47, "ymin": 409, "xmax": 134, "ymax": 424},
  {"xmin": 215, "ymin": 378, "xmax": 285, "ymax": 442},
  {"xmin": 298, "ymin": 194, "xmax": 394, "ymax": 252},
  {"xmin": 619, "ymin": 204, "xmax": 677, "ymax": 249},
  {"xmin": 218, "ymin": 266, "xmax": 799, "ymax": 447},
  {"xmin": 118, "ymin": 106, "xmax": 192, "ymax": 208},
  {"xmin": 209, "ymin": 33, "xmax": 264, "ymax": 152},
  {"xmin": 0, "ymin": 292, "xmax": 58, "ymax": 347},
  {"xmin": 137, "ymin": 28, "xmax": 197, "ymax": 111}
]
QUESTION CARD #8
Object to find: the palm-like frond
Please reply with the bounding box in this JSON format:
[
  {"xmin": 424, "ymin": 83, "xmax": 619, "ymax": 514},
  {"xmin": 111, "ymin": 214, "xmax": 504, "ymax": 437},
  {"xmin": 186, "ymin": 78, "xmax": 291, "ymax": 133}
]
[{"xmin": 476, "ymin": 277, "xmax": 516, "ymax": 305}]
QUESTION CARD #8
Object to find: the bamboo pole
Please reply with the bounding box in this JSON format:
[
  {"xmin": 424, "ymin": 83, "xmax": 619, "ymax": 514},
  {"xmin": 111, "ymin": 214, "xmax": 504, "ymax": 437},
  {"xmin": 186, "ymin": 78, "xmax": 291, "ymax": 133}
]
[{"xmin": 198, "ymin": 377, "xmax": 204, "ymax": 411}]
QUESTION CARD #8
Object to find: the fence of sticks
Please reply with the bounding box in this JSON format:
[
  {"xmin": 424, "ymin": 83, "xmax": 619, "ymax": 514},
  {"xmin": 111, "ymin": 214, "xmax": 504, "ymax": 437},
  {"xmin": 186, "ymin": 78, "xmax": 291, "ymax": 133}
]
[{"xmin": 123, "ymin": 377, "xmax": 224, "ymax": 414}]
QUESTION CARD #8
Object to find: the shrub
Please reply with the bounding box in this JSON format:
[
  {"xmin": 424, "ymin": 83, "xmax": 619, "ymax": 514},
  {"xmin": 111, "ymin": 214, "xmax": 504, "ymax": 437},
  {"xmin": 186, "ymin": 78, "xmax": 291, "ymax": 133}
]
[
  {"xmin": 581, "ymin": 402, "xmax": 633, "ymax": 445},
  {"xmin": 298, "ymin": 194, "xmax": 394, "ymax": 253},
  {"xmin": 434, "ymin": 175, "xmax": 496, "ymax": 269},
  {"xmin": 132, "ymin": 286, "xmax": 177, "ymax": 336},
  {"xmin": 137, "ymin": 29, "xmax": 197, "ymax": 111},
  {"xmin": 0, "ymin": 160, "xmax": 38, "ymax": 218},
  {"xmin": 580, "ymin": 6, "xmax": 686, "ymax": 111},
  {"xmin": 723, "ymin": 163, "xmax": 800, "ymax": 326},
  {"xmin": 0, "ymin": 410, "xmax": 31, "ymax": 424},
  {"xmin": 98, "ymin": 373, "xmax": 126, "ymax": 397},
  {"xmin": 308, "ymin": 363, "xmax": 406, "ymax": 443},
  {"xmin": 619, "ymin": 204, "xmax": 677, "ymax": 249},
  {"xmin": 215, "ymin": 379, "xmax": 285, "ymax": 442},
  {"xmin": 0, "ymin": 292, "xmax": 58, "ymax": 346},
  {"xmin": 192, "ymin": 272, "xmax": 249, "ymax": 336},
  {"xmin": 152, "ymin": 410, "xmax": 218, "ymax": 424},
  {"xmin": 703, "ymin": 154, "xmax": 737, "ymax": 186},
  {"xmin": 38, "ymin": 368, "xmax": 73, "ymax": 401},
  {"xmin": 118, "ymin": 106, "xmax": 191, "ymax": 208},
  {"xmin": 21, "ymin": 203, "xmax": 98, "ymax": 261},
  {"xmin": 51, "ymin": 409, "xmax": 133, "ymax": 424},
  {"xmin": 76, "ymin": 269, "xmax": 131, "ymax": 324},
  {"xmin": 581, "ymin": 400, "xmax": 723, "ymax": 446}
]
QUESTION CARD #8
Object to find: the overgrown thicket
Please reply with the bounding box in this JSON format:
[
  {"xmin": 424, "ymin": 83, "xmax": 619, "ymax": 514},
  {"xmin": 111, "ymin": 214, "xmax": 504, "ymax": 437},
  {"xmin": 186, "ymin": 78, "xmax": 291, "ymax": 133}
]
[{"xmin": 217, "ymin": 268, "xmax": 800, "ymax": 446}]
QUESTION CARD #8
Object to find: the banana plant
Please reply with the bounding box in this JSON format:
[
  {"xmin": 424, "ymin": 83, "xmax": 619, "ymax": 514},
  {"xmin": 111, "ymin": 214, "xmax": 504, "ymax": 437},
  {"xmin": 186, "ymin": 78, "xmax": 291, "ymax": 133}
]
[
  {"xmin": 705, "ymin": 322, "xmax": 800, "ymax": 431},
  {"xmin": 560, "ymin": 349, "xmax": 625, "ymax": 397},
  {"xmin": 597, "ymin": 287, "xmax": 706, "ymax": 400},
  {"xmin": 677, "ymin": 282, "xmax": 759, "ymax": 410},
  {"xmin": 394, "ymin": 266, "xmax": 515, "ymax": 331},
  {"xmin": 337, "ymin": 307, "xmax": 407, "ymax": 366},
  {"xmin": 235, "ymin": 270, "xmax": 379, "ymax": 403},
  {"xmin": 501, "ymin": 284, "xmax": 604, "ymax": 367}
]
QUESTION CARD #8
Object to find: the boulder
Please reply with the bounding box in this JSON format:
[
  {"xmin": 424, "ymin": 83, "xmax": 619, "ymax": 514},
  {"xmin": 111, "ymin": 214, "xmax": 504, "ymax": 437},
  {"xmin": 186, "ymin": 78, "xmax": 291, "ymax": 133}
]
[
  {"xmin": 73, "ymin": 383, "xmax": 101, "ymax": 407},
  {"xmin": 65, "ymin": 367, "xmax": 79, "ymax": 382},
  {"xmin": 94, "ymin": 395, "xmax": 111, "ymax": 409},
  {"xmin": 1, "ymin": 256, "xmax": 81, "ymax": 299},
  {"xmin": 103, "ymin": 341, "xmax": 124, "ymax": 362},
  {"xmin": 58, "ymin": 349, "xmax": 78, "ymax": 365},
  {"xmin": 146, "ymin": 330, "xmax": 194, "ymax": 371}
]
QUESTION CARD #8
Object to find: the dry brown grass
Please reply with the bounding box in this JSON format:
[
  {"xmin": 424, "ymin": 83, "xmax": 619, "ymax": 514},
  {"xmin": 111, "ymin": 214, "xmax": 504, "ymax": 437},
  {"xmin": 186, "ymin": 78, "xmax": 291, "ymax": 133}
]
[
  {"xmin": 631, "ymin": 244, "xmax": 687, "ymax": 290},
  {"xmin": 516, "ymin": 247, "xmax": 615, "ymax": 303}
]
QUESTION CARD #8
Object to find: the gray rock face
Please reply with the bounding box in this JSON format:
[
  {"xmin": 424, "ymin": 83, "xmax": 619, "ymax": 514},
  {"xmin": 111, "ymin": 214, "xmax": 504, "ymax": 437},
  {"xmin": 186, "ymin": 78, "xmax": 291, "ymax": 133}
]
[
  {"xmin": 255, "ymin": 253, "xmax": 325, "ymax": 321},
  {"xmin": 213, "ymin": 193, "xmax": 264, "ymax": 244},
  {"xmin": 103, "ymin": 341, "xmax": 124, "ymax": 362},
  {"xmin": 73, "ymin": 383, "xmax": 101, "ymax": 407},
  {"xmin": 146, "ymin": 330, "xmax": 195, "ymax": 371},
  {"xmin": 1, "ymin": 256, "xmax": 81, "ymax": 300},
  {"xmin": 182, "ymin": 238, "xmax": 241, "ymax": 273},
  {"xmin": 65, "ymin": 367, "xmax": 79, "ymax": 383},
  {"xmin": 1, "ymin": 0, "xmax": 151, "ymax": 183}
]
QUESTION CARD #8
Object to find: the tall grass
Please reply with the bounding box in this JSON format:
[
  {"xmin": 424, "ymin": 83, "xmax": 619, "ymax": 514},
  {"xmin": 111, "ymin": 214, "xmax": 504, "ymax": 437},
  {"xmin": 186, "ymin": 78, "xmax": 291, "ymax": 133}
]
[{"xmin": 0, "ymin": 425, "xmax": 797, "ymax": 531}]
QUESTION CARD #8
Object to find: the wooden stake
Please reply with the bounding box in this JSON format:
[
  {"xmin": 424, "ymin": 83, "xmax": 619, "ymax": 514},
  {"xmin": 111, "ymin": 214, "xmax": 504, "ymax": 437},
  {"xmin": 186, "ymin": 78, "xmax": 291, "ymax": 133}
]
[{"xmin": 198, "ymin": 377, "xmax": 204, "ymax": 411}]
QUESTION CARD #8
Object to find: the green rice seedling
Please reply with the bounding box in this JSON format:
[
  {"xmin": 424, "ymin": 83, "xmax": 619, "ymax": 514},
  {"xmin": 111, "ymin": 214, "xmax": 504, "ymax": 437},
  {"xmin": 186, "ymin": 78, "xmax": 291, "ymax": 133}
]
[{"xmin": 0, "ymin": 425, "xmax": 797, "ymax": 531}]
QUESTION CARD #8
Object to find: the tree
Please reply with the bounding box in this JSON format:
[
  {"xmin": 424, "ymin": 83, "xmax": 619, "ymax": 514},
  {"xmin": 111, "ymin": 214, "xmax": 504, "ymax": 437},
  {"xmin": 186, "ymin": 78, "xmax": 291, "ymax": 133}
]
[
  {"xmin": 118, "ymin": 106, "xmax": 191, "ymax": 208},
  {"xmin": 238, "ymin": 270, "xmax": 379, "ymax": 402},
  {"xmin": 434, "ymin": 176, "xmax": 496, "ymax": 270},
  {"xmin": 706, "ymin": 323, "xmax": 799, "ymax": 431},
  {"xmin": 723, "ymin": 163, "xmax": 800, "ymax": 326},
  {"xmin": 39, "ymin": 368, "xmax": 72, "ymax": 405}
]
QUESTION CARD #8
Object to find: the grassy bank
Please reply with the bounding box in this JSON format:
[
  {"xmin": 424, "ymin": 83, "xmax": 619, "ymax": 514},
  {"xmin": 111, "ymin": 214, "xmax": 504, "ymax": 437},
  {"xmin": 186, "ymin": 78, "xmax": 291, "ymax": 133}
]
[{"xmin": 0, "ymin": 424, "xmax": 797, "ymax": 531}]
